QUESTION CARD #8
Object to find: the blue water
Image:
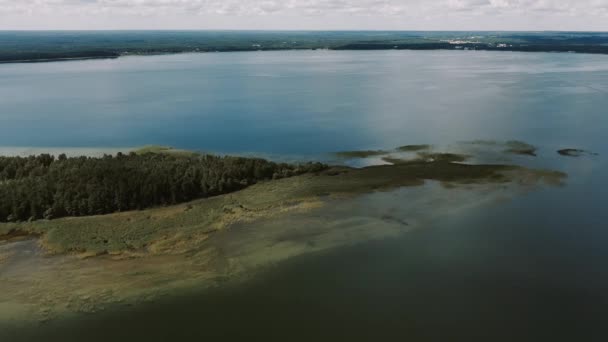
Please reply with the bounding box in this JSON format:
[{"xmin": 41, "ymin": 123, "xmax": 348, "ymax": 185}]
[
  {"xmin": 1, "ymin": 50, "xmax": 608, "ymax": 341},
  {"xmin": 1, "ymin": 50, "xmax": 607, "ymax": 157}
]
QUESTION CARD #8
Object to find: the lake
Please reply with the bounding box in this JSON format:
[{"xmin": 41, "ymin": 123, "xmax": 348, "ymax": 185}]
[
  {"xmin": 1, "ymin": 50, "xmax": 607, "ymax": 156},
  {"xmin": 1, "ymin": 50, "xmax": 607, "ymax": 340}
]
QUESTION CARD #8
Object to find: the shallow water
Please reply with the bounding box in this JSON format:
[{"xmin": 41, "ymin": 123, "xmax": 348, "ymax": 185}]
[
  {"xmin": 1, "ymin": 50, "xmax": 608, "ymax": 340},
  {"xmin": 3, "ymin": 178, "xmax": 608, "ymax": 341}
]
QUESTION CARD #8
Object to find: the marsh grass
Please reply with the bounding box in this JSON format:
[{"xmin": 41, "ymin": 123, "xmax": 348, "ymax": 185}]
[
  {"xmin": 134, "ymin": 145, "xmax": 200, "ymax": 157},
  {"xmin": 0, "ymin": 154, "xmax": 566, "ymax": 256},
  {"xmin": 397, "ymin": 144, "xmax": 431, "ymax": 152},
  {"xmin": 557, "ymin": 149, "xmax": 597, "ymax": 157},
  {"xmin": 504, "ymin": 141, "xmax": 537, "ymax": 156},
  {"xmin": 334, "ymin": 150, "xmax": 389, "ymax": 158}
]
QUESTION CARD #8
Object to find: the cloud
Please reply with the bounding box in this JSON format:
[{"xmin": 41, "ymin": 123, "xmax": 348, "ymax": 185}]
[{"xmin": 0, "ymin": 0, "xmax": 606, "ymax": 29}]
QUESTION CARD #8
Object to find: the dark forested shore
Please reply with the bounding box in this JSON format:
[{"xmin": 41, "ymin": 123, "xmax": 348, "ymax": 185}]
[
  {"xmin": 0, "ymin": 152, "xmax": 326, "ymax": 222},
  {"xmin": 1, "ymin": 31, "xmax": 608, "ymax": 64}
]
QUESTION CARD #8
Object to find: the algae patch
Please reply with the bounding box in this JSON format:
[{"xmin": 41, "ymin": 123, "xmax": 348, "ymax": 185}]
[
  {"xmin": 382, "ymin": 152, "xmax": 470, "ymax": 165},
  {"xmin": 397, "ymin": 145, "xmax": 431, "ymax": 152},
  {"xmin": 504, "ymin": 141, "xmax": 537, "ymax": 156},
  {"xmin": 460, "ymin": 140, "xmax": 538, "ymax": 158},
  {"xmin": 0, "ymin": 251, "xmax": 12, "ymax": 265},
  {"xmin": 334, "ymin": 150, "xmax": 389, "ymax": 158},
  {"xmin": 464, "ymin": 140, "xmax": 500, "ymax": 146},
  {"xmin": 557, "ymin": 149, "xmax": 597, "ymax": 157}
]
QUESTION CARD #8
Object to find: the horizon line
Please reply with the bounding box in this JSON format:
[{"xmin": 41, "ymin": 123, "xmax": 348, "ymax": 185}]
[{"xmin": 1, "ymin": 29, "xmax": 607, "ymax": 33}]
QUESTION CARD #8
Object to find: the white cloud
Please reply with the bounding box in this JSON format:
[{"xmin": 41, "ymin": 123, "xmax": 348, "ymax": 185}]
[{"xmin": 0, "ymin": 0, "xmax": 606, "ymax": 29}]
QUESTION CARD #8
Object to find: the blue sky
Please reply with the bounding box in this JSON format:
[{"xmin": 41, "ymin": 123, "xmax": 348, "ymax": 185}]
[{"xmin": 0, "ymin": 0, "xmax": 607, "ymax": 30}]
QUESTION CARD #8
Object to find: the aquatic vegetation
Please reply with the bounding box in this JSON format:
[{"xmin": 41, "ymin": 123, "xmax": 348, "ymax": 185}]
[
  {"xmin": 462, "ymin": 139, "xmax": 536, "ymax": 155},
  {"xmin": 334, "ymin": 150, "xmax": 389, "ymax": 158},
  {"xmin": 557, "ymin": 149, "xmax": 597, "ymax": 157},
  {"xmin": 464, "ymin": 140, "xmax": 500, "ymax": 146},
  {"xmin": 0, "ymin": 150, "xmax": 567, "ymax": 256},
  {"xmin": 383, "ymin": 152, "xmax": 470, "ymax": 165},
  {"xmin": 0, "ymin": 250, "xmax": 13, "ymax": 267},
  {"xmin": 0, "ymin": 253, "xmax": 8, "ymax": 265},
  {"xmin": 504, "ymin": 141, "xmax": 537, "ymax": 156},
  {"xmin": 134, "ymin": 145, "xmax": 199, "ymax": 157},
  {"xmin": 416, "ymin": 152, "xmax": 470, "ymax": 163},
  {"xmin": 0, "ymin": 146, "xmax": 570, "ymax": 326},
  {"xmin": 0, "ymin": 229, "xmax": 37, "ymax": 242},
  {"xmin": 396, "ymin": 144, "xmax": 431, "ymax": 152}
]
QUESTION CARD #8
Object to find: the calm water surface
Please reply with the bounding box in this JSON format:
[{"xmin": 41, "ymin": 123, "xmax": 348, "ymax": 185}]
[
  {"xmin": 0, "ymin": 50, "xmax": 607, "ymax": 155},
  {"xmin": 1, "ymin": 50, "xmax": 607, "ymax": 341}
]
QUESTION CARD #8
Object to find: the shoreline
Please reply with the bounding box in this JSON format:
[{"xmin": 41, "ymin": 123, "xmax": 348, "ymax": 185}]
[
  {"xmin": 0, "ymin": 141, "xmax": 575, "ymax": 326},
  {"xmin": 1, "ymin": 46, "xmax": 607, "ymax": 65},
  {"xmin": 0, "ymin": 177, "xmax": 557, "ymax": 327},
  {"xmin": 0, "ymin": 55, "xmax": 120, "ymax": 64}
]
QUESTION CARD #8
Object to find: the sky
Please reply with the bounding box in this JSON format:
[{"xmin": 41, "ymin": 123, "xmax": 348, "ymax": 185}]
[{"xmin": 0, "ymin": 0, "xmax": 607, "ymax": 31}]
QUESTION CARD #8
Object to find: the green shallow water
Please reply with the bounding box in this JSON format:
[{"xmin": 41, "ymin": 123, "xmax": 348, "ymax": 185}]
[{"xmin": 3, "ymin": 164, "xmax": 608, "ymax": 341}]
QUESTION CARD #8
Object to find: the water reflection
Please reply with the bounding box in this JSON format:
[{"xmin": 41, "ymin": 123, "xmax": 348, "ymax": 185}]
[{"xmin": 1, "ymin": 50, "xmax": 607, "ymax": 155}]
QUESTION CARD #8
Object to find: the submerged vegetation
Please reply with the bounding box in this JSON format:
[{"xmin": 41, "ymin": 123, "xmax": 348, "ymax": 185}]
[
  {"xmin": 334, "ymin": 150, "xmax": 388, "ymax": 158},
  {"xmin": 0, "ymin": 152, "xmax": 326, "ymax": 223},
  {"xmin": 335, "ymin": 144, "xmax": 432, "ymax": 159},
  {"xmin": 557, "ymin": 149, "xmax": 597, "ymax": 157},
  {"xmin": 0, "ymin": 144, "xmax": 569, "ymax": 323},
  {"xmin": 382, "ymin": 152, "xmax": 470, "ymax": 165},
  {"xmin": 397, "ymin": 145, "xmax": 431, "ymax": 152},
  {"xmin": 504, "ymin": 141, "xmax": 538, "ymax": 156},
  {"xmin": 133, "ymin": 145, "xmax": 199, "ymax": 157},
  {"xmin": 0, "ymin": 146, "xmax": 567, "ymax": 255}
]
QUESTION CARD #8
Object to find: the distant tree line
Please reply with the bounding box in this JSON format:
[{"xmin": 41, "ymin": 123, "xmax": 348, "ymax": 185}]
[
  {"xmin": 0, "ymin": 50, "xmax": 120, "ymax": 62},
  {"xmin": 4, "ymin": 31, "xmax": 608, "ymax": 64},
  {"xmin": 0, "ymin": 153, "xmax": 326, "ymax": 222},
  {"xmin": 333, "ymin": 43, "xmax": 608, "ymax": 54}
]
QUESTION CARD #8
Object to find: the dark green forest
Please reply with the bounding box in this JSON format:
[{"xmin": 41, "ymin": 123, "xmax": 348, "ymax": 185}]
[
  {"xmin": 2, "ymin": 31, "xmax": 608, "ymax": 63},
  {"xmin": 0, "ymin": 152, "xmax": 326, "ymax": 222}
]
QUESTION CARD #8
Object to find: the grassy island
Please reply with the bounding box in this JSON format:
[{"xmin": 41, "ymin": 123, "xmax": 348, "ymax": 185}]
[{"xmin": 0, "ymin": 146, "xmax": 566, "ymax": 256}]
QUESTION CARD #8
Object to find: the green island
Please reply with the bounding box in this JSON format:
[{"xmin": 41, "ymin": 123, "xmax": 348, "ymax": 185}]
[
  {"xmin": 1, "ymin": 31, "xmax": 608, "ymax": 64},
  {"xmin": 0, "ymin": 144, "xmax": 568, "ymax": 324},
  {"xmin": 0, "ymin": 144, "xmax": 567, "ymax": 254},
  {"xmin": 0, "ymin": 147, "xmax": 326, "ymax": 223}
]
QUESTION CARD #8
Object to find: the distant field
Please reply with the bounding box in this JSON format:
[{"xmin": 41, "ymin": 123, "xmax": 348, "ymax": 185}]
[{"xmin": 1, "ymin": 31, "xmax": 608, "ymax": 63}]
